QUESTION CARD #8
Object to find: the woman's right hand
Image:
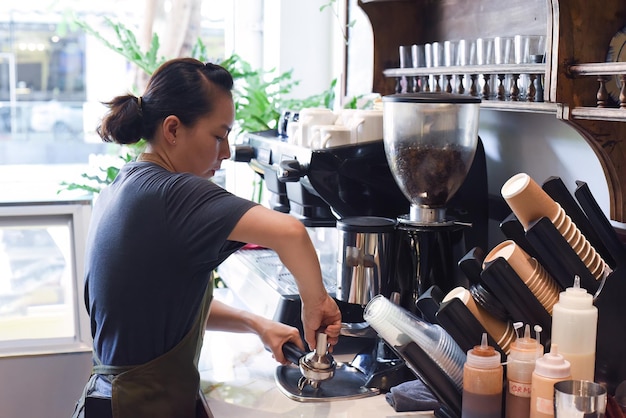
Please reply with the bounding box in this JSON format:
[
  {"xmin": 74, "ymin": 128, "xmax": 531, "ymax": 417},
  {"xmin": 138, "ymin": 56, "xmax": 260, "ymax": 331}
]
[
  {"xmin": 228, "ymin": 206, "xmax": 343, "ymax": 350},
  {"xmin": 301, "ymin": 293, "xmax": 342, "ymax": 351}
]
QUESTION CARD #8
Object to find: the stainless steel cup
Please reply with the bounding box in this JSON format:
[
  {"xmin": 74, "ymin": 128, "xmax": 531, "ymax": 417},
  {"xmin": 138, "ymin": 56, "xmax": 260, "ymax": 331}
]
[
  {"xmin": 554, "ymin": 380, "xmax": 607, "ymax": 417},
  {"xmin": 336, "ymin": 217, "xmax": 396, "ymax": 306}
]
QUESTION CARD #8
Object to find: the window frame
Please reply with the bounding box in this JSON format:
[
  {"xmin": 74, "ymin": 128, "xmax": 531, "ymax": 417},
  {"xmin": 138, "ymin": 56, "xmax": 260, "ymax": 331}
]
[{"xmin": 0, "ymin": 199, "xmax": 92, "ymax": 357}]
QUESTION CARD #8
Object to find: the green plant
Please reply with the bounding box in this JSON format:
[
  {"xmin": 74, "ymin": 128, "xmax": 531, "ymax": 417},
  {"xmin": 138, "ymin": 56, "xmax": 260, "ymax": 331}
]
[
  {"xmin": 59, "ymin": 17, "xmax": 336, "ymax": 195},
  {"xmin": 76, "ymin": 17, "xmax": 333, "ymax": 134},
  {"xmin": 74, "ymin": 17, "xmax": 165, "ymax": 76},
  {"xmin": 59, "ymin": 151, "xmax": 136, "ymax": 194},
  {"xmin": 320, "ymin": 0, "xmax": 356, "ymax": 45},
  {"xmin": 218, "ymin": 54, "xmax": 335, "ymax": 133}
]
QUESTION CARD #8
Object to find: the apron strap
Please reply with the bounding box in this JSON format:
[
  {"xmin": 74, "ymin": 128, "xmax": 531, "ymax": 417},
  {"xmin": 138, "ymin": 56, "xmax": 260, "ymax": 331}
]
[{"xmin": 91, "ymin": 348, "xmax": 138, "ymax": 376}]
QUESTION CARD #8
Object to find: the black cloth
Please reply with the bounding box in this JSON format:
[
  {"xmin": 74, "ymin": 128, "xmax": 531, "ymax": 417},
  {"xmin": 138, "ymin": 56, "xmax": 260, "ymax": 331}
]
[
  {"xmin": 385, "ymin": 378, "xmax": 440, "ymax": 412},
  {"xmin": 84, "ymin": 161, "xmax": 257, "ymax": 367},
  {"xmin": 82, "ymin": 396, "xmax": 212, "ymax": 418}
]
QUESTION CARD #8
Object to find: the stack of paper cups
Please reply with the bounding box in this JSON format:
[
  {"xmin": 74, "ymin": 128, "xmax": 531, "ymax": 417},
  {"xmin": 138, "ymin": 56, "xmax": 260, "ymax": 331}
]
[
  {"xmin": 500, "ymin": 173, "xmax": 560, "ymax": 230},
  {"xmin": 443, "ymin": 287, "xmax": 515, "ymax": 354},
  {"xmin": 501, "ymin": 173, "xmax": 611, "ymax": 280},
  {"xmin": 484, "ymin": 240, "xmax": 560, "ymax": 314}
]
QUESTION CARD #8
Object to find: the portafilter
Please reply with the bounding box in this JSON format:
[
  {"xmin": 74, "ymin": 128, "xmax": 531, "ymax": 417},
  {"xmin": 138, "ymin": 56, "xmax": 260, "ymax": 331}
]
[
  {"xmin": 281, "ymin": 332, "xmax": 336, "ymax": 390},
  {"xmin": 276, "ymin": 332, "xmax": 381, "ymax": 402}
]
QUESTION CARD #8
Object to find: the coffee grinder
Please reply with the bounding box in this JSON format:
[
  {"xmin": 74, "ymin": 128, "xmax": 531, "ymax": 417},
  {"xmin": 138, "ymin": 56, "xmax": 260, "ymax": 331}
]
[
  {"xmin": 382, "ymin": 93, "xmax": 484, "ymax": 312},
  {"xmin": 327, "ymin": 94, "xmax": 487, "ymax": 396}
]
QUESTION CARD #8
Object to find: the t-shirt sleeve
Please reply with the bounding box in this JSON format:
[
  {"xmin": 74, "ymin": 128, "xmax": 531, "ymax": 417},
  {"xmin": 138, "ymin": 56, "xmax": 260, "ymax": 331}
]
[{"xmin": 164, "ymin": 175, "xmax": 258, "ymax": 274}]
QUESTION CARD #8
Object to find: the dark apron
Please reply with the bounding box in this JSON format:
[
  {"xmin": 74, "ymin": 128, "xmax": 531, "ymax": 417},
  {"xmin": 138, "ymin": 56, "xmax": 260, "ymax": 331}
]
[{"xmin": 73, "ymin": 283, "xmax": 214, "ymax": 418}]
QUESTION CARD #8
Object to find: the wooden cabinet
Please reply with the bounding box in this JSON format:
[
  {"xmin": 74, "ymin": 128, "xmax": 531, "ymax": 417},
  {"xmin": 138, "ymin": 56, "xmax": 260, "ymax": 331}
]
[{"xmin": 358, "ymin": 0, "xmax": 626, "ymax": 222}]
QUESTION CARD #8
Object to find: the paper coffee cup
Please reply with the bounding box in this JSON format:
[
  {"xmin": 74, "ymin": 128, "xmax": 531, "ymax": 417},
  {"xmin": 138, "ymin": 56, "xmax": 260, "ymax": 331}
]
[
  {"xmin": 484, "ymin": 240, "xmax": 535, "ymax": 282},
  {"xmin": 501, "ymin": 173, "xmax": 560, "ymax": 230},
  {"xmin": 443, "ymin": 287, "xmax": 510, "ymax": 347}
]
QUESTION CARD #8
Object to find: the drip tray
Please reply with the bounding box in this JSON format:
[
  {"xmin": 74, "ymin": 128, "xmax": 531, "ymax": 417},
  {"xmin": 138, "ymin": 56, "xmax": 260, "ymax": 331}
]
[{"xmin": 275, "ymin": 363, "xmax": 379, "ymax": 402}]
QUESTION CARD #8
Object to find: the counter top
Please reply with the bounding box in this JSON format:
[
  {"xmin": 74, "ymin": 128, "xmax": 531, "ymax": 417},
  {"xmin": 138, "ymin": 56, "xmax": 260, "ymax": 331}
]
[{"xmin": 199, "ymin": 289, "xmax": 436, "ymax": 418}]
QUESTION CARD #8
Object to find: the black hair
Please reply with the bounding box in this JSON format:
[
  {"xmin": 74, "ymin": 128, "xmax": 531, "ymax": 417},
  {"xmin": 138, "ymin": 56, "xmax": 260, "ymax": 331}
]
[{"xmin": 96, "ymin": 58, "xmax": 234, "ymax": 144}]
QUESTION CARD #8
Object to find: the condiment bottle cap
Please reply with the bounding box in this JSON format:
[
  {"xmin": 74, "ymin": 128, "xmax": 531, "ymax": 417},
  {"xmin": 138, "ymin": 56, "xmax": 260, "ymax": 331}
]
[
  {"xmin": 534, "ymin": 343, "xmax": 571, "ymax": 378},
  {"xmin": 509, "ymin": 324, "xmax": 541, "ymax": 362},
  {"xmin": 507, "ymin": 324, "xmax": 543, "ymax": 382},
  {"xmin": 558, "ymin": 275, "xmax": 593, "ymax": 309},
  {"xmin": 467, "ymin": 333, "xmax": 501, "ymax": 369}
]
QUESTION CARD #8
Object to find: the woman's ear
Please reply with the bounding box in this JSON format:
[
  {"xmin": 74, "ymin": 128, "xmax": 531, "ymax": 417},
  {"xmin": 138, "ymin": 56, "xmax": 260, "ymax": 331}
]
[{"xmin": 162, "ymin": 115, "xmax": 181, "ymax": 145}]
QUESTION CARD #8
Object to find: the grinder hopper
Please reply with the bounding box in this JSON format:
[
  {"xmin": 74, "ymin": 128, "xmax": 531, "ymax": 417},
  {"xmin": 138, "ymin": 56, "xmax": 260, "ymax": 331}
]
[{"xmin": 382, "ymin": 93, "xmax": 480, "ymax": 224}]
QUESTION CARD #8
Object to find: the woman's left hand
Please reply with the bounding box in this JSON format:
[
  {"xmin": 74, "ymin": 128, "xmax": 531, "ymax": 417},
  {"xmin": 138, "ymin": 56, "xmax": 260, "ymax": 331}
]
[{"xmin": 205, "ymin": 300, "xmax": 305, "ymax": 364}]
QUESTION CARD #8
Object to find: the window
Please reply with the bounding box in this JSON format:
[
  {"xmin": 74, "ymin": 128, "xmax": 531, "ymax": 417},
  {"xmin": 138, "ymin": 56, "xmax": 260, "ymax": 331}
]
[
  {"xmin": 0, "ymin": 200, "xmax": 91, "ymax": 355},
  {"xmin": 0, "ymin": 14, "xmax": 91, "ymax": 148},
  {"xmin": 0, "ymin": 1, "xmax": 230, "ymax": 199}
]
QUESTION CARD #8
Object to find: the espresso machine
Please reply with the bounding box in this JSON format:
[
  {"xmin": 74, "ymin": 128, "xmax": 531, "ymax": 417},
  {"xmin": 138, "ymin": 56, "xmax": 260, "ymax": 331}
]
[
  {"xmin": 223, "ymin": 130, "xmax": 411, "ymax": 330},
  {"xmin": 221, "ymin": 98, "xmax": 488, "ymax": 399}
]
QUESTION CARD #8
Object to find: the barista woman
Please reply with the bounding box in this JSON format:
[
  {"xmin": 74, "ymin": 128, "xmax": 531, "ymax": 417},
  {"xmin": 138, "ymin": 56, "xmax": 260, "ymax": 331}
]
[{"xmin": 72, "ymin": 58, "xmax": 342, "ymax": 418}]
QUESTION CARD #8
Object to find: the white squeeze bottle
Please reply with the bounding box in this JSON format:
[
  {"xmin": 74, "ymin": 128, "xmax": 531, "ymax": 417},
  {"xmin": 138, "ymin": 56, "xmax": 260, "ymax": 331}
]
[
  {"xmin": 530, "ymin": 343, "xmax": 571, "ymax": 418},
  {"xmin": 550, "ymin": 275, "xmax": 598, "ymax": 381}
]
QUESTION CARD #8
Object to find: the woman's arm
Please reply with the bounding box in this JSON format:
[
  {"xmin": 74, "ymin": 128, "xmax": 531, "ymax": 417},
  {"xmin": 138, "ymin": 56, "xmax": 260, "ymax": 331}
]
[
  {"xmin": 206, "ymin": 299, "xmax": 304, "ymax": 364},
  {"xmin": 227, "ymin": 205, "xmax": 342, "ymax": 350}
]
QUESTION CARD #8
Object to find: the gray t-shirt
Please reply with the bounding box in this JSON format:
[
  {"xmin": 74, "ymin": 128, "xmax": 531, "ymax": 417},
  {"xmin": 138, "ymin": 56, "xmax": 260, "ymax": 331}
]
[{"xmin": 84, "ymin": 161, "xmax": 257, "ymax": 366}]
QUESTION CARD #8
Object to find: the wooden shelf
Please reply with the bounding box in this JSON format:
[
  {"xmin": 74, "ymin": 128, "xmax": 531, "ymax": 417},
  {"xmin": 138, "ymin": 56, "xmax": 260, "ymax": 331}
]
[
  {"xmin": 565, "ymin": 106, "xmax": 626, "ymax": 122},
  {"xmin": 384, "ymin": 64, "xmax": 545, "ymax": 78},
  {"xmin": 481, "ymin": 101, "xmax": 557, "ymax": 114},
  {"xmin": 568, "ymin": 62, "xmax": 626, "ymax": 77},
  {"xmin": 384, "ymin": 63, "xmax": 553, "ymax": 113}
]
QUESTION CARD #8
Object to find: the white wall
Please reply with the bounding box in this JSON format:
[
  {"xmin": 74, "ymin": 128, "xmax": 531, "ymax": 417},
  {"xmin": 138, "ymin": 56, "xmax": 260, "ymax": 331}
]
[
  {"xmin": 228, "ymin": 0, "xmax": 265, "ymax": 67},
  {"xmin": 263, "ymin": 0, "xmax": 336, "ymax": 100},
  {"xmin": 478, "ymin": 109, "xmax": 612, "ymax": 246},
  {"xmin": 479, "ymin": 110, "xmax": 609, "ymax": 209}
]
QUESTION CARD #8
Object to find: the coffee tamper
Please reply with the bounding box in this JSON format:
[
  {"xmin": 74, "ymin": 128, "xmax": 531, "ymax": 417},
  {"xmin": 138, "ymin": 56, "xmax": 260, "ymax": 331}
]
[{"xmin": 282, "ymin": 332, "xmax": 337, "ymax": 390}]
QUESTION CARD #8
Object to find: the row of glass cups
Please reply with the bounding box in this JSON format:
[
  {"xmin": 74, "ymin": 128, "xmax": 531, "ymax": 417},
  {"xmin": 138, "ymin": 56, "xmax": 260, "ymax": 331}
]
[{"xmin": 398, "ymin": 35, "xmax": 546, "ymax": 101}]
